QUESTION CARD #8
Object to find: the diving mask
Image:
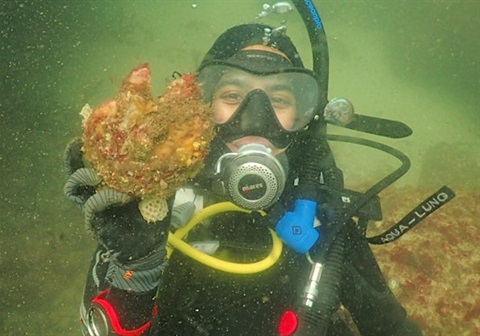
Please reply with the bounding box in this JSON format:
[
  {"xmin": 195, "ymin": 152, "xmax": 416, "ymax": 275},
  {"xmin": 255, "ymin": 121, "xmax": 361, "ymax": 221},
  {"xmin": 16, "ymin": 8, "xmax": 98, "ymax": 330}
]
[{"xmin": 198, "ymin": 51, "xmax": 321, "ymax": 133}]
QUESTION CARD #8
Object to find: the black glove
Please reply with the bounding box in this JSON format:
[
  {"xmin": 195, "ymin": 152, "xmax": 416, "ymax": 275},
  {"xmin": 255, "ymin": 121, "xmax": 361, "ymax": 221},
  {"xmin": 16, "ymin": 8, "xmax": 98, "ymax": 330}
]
[
  {"xmin": 91, "ymin": 198, "xmax": 172, "ymax": 263},
  {"xmin": 63, "ymin": 138, "xmax": 172, "ymax": 263}
]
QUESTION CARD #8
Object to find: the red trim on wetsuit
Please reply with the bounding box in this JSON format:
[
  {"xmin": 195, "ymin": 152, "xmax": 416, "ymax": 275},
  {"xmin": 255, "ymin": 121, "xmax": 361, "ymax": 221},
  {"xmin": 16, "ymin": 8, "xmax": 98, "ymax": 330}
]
[{"xmin": 92, "ymin": 289, "xmax": 155, "ymax": 336}]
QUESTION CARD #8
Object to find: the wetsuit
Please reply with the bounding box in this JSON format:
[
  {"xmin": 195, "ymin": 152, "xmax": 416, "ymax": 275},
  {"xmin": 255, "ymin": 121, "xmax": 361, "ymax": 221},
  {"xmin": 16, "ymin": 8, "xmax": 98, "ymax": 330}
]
[{"xmin": 80, "ymin": 178, "xmax": 422, "ymax": 336}]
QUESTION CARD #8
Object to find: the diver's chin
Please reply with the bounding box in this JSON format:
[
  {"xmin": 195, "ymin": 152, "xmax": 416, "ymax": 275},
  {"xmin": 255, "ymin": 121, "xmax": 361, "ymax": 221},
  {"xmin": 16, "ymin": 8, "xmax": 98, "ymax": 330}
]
[{"xmin": 227, "ymin": 136, "xmax": 287, "ymax": 156}]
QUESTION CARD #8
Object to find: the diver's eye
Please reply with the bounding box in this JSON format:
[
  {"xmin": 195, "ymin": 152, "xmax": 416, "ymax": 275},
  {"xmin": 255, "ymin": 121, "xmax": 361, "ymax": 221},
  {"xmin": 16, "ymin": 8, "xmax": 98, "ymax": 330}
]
[
  {"xmin": 270, "ymin": 93, "xmax": 295, "ymax": 109},
  {"xmin": 218, "ymin": 91, "xmax": 244, "ymax": 105}
]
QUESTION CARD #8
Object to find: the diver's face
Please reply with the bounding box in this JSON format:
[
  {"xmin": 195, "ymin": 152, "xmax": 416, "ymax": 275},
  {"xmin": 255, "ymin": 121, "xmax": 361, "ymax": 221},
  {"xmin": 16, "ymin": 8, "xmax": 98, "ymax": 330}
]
[{"xmin": 211, "ymin": 69, "xmax": 297, "ymax": 154}]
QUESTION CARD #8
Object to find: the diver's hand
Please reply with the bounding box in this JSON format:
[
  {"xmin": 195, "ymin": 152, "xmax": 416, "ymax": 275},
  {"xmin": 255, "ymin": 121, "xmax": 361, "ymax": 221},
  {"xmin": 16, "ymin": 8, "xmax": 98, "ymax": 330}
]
[
  {"xmin": 91, "ymin": 199, "xmax": 171, "ymax": 263},
  {"xmin": 64, "ymin": 139, "xmax": 170, "ymax": 296},
  {"xmin": 87, "ymin": 197, "xmax": 171, "ymax": 294},
  {"xmin": 63, "ymin": 137, "xmax": 171, "ymax": 263}
]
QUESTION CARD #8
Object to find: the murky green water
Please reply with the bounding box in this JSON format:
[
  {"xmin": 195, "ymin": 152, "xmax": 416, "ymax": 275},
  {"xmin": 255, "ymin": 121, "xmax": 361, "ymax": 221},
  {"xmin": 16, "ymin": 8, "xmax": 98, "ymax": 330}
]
[{"xmin": 1, "ymin": 1, "xmax": 478, "ymax": 335}]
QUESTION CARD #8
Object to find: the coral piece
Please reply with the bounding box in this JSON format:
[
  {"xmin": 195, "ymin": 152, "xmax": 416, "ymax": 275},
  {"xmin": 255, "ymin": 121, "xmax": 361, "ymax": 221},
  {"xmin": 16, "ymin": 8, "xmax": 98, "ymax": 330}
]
[
  {"xmin": 139, "ymin": 196, "xmax": 169, "ymax": 223},
  {"xmin": 82, "ymin": 63, "xmax": 215, "ymax": 199}
]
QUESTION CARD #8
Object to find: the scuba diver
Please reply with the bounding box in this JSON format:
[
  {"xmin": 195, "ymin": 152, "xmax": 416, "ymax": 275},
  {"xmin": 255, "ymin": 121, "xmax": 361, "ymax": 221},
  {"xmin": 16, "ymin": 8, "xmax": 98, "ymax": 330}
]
[{"xmin": 64, "ymin": 16, "xmax": 424, "ymax": 336}]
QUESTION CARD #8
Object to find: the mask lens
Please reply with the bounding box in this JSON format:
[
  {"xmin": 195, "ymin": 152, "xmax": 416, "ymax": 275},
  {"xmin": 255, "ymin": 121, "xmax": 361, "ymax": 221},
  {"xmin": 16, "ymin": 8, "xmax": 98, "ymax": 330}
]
[{"xmin": 198, "ymin": 65, "xmax": 320, "ymax": 131}]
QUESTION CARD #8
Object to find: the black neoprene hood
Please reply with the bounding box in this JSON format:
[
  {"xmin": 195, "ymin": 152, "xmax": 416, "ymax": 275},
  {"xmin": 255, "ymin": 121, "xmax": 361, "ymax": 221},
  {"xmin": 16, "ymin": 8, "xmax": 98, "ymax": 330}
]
[{"xmin": 198, "ymin": 23, "xmax": 305, "ymax": 70}]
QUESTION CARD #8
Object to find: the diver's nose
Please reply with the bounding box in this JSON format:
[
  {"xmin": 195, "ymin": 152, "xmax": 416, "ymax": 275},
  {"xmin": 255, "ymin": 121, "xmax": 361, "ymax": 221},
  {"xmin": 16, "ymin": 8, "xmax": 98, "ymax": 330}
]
[{"xmin": 238, "ymin": 89, "xmax": 275, "ymax": 131}]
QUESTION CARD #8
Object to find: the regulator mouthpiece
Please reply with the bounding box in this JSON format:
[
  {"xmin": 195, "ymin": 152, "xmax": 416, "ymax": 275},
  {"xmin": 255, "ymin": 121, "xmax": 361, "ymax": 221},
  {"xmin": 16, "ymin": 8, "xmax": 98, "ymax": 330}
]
[{"xmin": 213, "ymin": 144, "xmax": 288, "ymax": 210}]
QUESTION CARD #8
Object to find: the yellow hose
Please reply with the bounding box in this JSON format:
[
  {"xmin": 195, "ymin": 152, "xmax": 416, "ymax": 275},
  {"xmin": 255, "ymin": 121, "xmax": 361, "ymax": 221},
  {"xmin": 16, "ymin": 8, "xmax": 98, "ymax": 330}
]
[{"xmin": 166, "ymin": 202, "xmax": 283, "ymax": 274}]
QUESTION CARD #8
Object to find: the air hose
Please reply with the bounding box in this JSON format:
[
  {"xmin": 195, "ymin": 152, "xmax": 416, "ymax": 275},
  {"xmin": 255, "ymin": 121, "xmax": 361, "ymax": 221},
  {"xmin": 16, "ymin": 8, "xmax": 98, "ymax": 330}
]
[{"xmin": 166, "ymin": 201, "xmax": 283, "ymax": 274}]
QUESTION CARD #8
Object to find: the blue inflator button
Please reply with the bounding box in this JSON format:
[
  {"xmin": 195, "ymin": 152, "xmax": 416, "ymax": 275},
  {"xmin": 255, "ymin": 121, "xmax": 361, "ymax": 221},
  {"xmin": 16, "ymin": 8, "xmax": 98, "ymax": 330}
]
[{"xmin": 275, "ymin": 199, "xmax": 319, "ymax": 253}]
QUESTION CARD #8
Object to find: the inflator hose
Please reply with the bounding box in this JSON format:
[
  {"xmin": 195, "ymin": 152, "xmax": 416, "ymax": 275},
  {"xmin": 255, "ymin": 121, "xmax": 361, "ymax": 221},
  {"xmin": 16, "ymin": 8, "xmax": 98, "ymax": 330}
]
[
  {"xmin": 292, "ymin": 0, "xmax": 343, "ymax": 190},
  {"xmin": 288, "ymin": 2, "xmax": 347, "ymax": 334},
  {"xmin": 292, "ymin": 0, "xmax": 329, "ymax": 108},
  {"xmin": 297, "ymin": 230, "xmax": 345, "ymax": 335}
]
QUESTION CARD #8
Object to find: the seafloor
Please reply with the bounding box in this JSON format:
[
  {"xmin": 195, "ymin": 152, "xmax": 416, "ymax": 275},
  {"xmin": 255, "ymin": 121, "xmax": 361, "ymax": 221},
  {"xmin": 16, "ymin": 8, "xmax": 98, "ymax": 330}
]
[
  {"xmin": 372, "ymin": 187, "xmax": 479, "ymax": 335},
  {"xmin": 1, "ymin": 1, "xmax": 478, "ymax": 335}
]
